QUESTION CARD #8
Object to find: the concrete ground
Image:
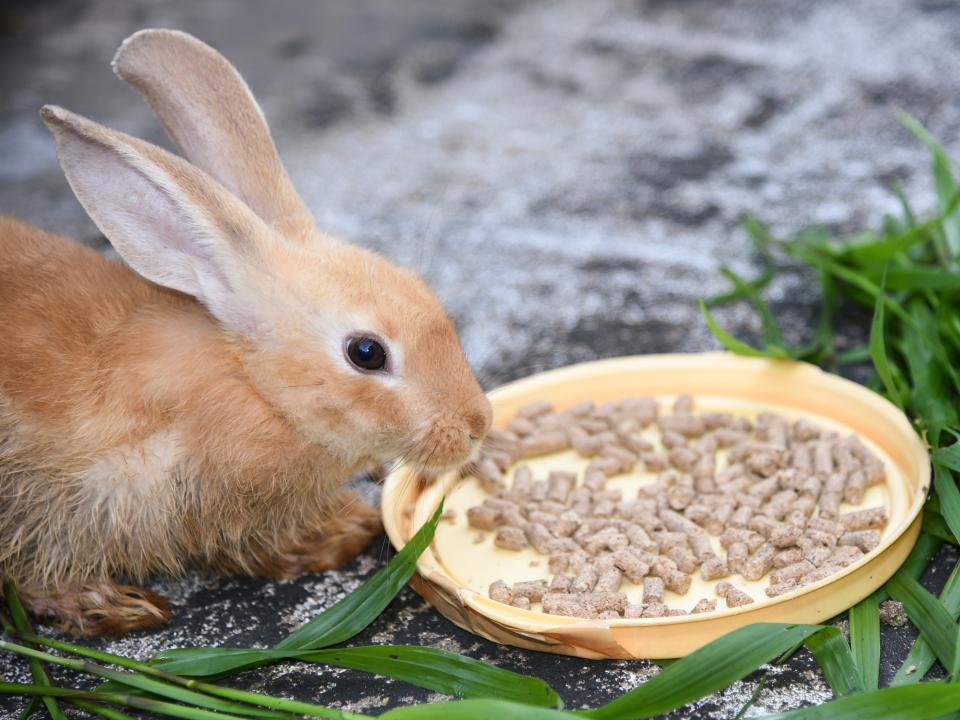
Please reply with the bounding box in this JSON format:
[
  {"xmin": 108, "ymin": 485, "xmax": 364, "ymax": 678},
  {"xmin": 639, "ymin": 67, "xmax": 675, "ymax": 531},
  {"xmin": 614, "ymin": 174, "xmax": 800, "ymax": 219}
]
[{"xmin": 2, "ymin": 0, "xmax": 960, "ymax": 715}]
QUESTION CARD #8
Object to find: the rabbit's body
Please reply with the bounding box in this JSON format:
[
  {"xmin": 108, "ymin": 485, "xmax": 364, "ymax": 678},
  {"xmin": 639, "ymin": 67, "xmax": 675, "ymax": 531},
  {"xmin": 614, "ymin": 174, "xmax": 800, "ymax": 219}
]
[
  {"xmin": 1, "ymin": 217, "xmax": 381, "ymax": 613},
  {"xmin": 1, "ymin": 29, "xmax": 489, "ymax": 635}
]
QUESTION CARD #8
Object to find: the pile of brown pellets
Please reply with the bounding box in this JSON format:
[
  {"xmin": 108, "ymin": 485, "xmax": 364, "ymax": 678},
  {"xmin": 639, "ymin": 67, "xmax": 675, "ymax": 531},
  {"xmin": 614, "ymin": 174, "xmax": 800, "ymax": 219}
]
[{"xmin": 466, "ymin": 395, "xmax": 889, "ymax": 619}]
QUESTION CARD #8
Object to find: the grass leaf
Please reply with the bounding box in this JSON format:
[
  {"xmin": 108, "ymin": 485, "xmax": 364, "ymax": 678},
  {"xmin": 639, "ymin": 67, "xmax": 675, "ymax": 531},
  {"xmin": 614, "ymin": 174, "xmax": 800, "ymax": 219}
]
[
  {"xmin": 899, "ymin": 111, "xmax": 960, "ymax": 262},
  {"xmin": 378, "ymin": 699, "xmax": 573, "ymax": 719},
  {"xmin": 718, "ymin": 266, "xmax": 786, "ymax": 348},
  {"xmin": 803, "ymin": 627, "xmax": 863, "ymax": 697},
  {"xmin": 699, "ymin": 301, "xmax": 789, "ymax": 358},
  {"xmin": 299, "ymin": 646, "xmax": 562, "ymax": 708},
  {"xmin": 885, "ymin": 267, "xmax": 960, "ymax": 291},
  {"xmin": 885, "ymin": 573, "xmax": 959, "ymax": 677},
  {"xmin": 932, "ymin": 464, "xmax": 960, "ymax": 551},
  {"xmin": 4, "ymin": 582, "xmax": 68, "ymax": 720},
  {"xmin": 0, "ymin": 641, "xmax": 288, "ymax": 719},
  {"xmin": 759, "ymin": 682, "xmax": 960, "ymax": 720},
  {"xmin": 868, "ymin": 265, "xmax": 903, "ymax": 408},
  {"xmin": 893, "ymin": 557, "xmax": 960, "ymax": 685},
  {"xmin": 583, "ymin": 623, "xmax": 823, "ymax": 720},
  {"xmin": 849, "ymin": 592, "xmax": 880, "ymax": 691}
]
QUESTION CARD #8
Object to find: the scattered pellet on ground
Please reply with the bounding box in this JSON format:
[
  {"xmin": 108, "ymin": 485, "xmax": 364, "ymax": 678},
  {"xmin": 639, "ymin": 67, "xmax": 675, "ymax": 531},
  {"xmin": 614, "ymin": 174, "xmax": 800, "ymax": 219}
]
[{"xmin": 879, "ymin": 599, "xmax": 909, "ymax": 627}]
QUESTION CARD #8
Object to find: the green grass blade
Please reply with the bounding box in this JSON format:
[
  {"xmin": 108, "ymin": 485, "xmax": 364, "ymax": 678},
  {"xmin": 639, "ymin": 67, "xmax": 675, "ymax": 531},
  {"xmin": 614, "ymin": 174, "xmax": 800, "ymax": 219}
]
[
  {"xmin": 67, "ymin": 699, "xmax": 141, "ymax": 720},
  {"xmin": 4, "ymin": 630, "xmax": 361, "ymax": 719},
  {"xmin": 742, "ymin": 215, "xmax": 775, "ymax": 263},
  {"xmin": 885, "ymin": 573, "xmax": 959, "ymax": 677},
  {"xmin": 0, "ymin": 640, "xmax": 288, "ymax": 719},
  {"xmin": 933, "ymin": 441, "xmax": 960, "ymax": 472},
  {"xmin": 868, "ymin": 266, "xmax": 904, "ymax": 408},
  {"xmin": 849, "ymin": 592, "xmax": 880, "ymax": 691},
  {"xmin": 149, "ymin": 647, "xmax": 287, "ymax": 676},
  {"xmin": 378, "ymin": 699, "xmax": 573, "ymax": 719},
  {"xmin": 786, "ymin": 244, "xmax": 913, "ymax": 323},
  {"xmin": 837, "ymin": 346, "xmax": 871, "ymax": 364},
  {"xmin": 705, "ymin": 267, "xmax": 774, "ymax": 308},
  {"xmin": 885, "ymin": 267, "xmax": 960, "ymax": 291},
  {"xmin": 897, "ymin": 113, "xmax": 960, "ymax": 260},
  {"xmin": 154, "ymin": 503, "xmax": 444, "ymax": 676},
  {"xmin": 803, "ymin": 627, "xmax": 862, "ymax": 697},
  {"xmin": 733, "ymin": 673, "xmax": 768, "ymax": 720},
  {"xmin": 759, "ymin": 682, "xmax": 960, "ymax": 720},
  {"xmin": 899, "ymin": 301, "xmax": 960, "ymax": 417},
  {"xmin": 933, "ymin": 464, "xmax": 960, "ymax": 549},
  {"xmin": 922, "ymin": 510, "xmax": 958, "ymax": 545},
  {"xmin": 16, "ymin": 696, "xmax": 40, "ymax": 720},
  {"xmin": 0, "ymin": 682, "xmax": 257, "ymax": 720},
  {"xmin": 843, "ymin": 220, "xmax": 935, "ymax": 266},
  {"xmin": 582, "ymin": 623, "xmax": 823, "ymax": 720},
  {"xmin": 149, "ymin": 644, "xmax": 562, "ymax": 707},
  {"xmin": 954, "ymin": 625, "xmax": 960, "ymax": 679},
  {"xmin": 718, "ymin": 267, "xmax": 787, "ymax": 349},
  {"xmin": 802, "ymin": 268, "xmax": 836, "ymax": 364},
  {"xmin": 893, "ymin": 555, "xmax": 960, "ymax": 685},
  {"xmin": 699, "ymin": 301, "xmax": 789, "ymax": 358},
  {"xmin": 299, "ymin": 646, "xmax": 562, "ymax": 708},
  {"xmin": 4, "ymin": 582, "xmax": 68, "ymax": 720},
  {"xmin": 900, "ymin": 533, "xmax": 942, "ymax": 579}
]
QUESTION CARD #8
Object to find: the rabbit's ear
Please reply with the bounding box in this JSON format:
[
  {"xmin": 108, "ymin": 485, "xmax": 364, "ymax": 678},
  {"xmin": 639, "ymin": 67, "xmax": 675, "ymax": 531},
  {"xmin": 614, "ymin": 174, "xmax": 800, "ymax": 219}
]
[
  {"xmin": 112, "ymin": 29, "xmax": 314, "ymax": 241},
  {"xmin": 41, "ymin": 105, "xmax": 275, "ymax": 332}
]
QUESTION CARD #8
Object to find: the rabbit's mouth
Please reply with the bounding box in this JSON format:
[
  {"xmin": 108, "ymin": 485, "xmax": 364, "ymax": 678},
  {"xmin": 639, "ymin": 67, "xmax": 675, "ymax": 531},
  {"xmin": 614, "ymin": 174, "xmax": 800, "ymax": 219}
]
[{"xmin": 408, "ymin": 421, "xmax": 474, "ymax": 475}]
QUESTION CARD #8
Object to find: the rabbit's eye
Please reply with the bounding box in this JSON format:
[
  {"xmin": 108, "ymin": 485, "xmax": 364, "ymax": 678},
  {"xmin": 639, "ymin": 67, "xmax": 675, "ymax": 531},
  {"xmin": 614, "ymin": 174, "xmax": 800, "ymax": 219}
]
[{"xmin": 346, "ymin": 337, "xmax": 388, "ymax": 372}]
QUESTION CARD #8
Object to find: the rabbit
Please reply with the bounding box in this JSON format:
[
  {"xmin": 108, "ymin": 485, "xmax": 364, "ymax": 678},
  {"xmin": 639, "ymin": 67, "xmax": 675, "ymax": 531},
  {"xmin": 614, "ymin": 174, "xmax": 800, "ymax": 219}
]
[{"xmin": 0, "ymin": 29, "xmax": 491, "ymax": 636}]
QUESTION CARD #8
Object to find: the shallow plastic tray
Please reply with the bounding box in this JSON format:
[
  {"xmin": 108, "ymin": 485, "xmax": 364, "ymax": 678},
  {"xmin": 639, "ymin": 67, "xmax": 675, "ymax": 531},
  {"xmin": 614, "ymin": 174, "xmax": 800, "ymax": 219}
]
[{"xmin": 381, "ymin": 353, "xmax": 929, "ymax": 659}]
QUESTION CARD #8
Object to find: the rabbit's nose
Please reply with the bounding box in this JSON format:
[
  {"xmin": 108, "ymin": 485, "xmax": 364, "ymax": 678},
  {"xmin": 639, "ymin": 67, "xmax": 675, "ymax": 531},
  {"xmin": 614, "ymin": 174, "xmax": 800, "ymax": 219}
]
[{"xmin": 465, "ymin": 396, "xmax": 492, "ymax": 440}]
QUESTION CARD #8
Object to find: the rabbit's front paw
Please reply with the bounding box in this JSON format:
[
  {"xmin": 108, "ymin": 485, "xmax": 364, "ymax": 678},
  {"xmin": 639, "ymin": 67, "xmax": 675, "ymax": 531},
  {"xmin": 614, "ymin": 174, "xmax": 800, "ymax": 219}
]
[{"xmin": 22, "ymin": 581, "xmax": 171, "ymax": 637}]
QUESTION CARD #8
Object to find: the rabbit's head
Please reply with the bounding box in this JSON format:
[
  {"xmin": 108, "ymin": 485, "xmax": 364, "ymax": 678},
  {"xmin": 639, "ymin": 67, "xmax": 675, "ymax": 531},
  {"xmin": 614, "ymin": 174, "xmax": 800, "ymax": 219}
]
[{"xmin": 42, "ymin": 30, "xmax": 490, "ymax": 475}]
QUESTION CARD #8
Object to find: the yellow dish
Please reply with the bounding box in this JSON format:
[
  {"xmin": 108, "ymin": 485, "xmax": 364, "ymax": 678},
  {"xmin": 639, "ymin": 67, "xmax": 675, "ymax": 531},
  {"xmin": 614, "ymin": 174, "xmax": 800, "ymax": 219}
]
[{"xmin": 381, "ymin": 353, "xmax": 929, "ymax": 659}]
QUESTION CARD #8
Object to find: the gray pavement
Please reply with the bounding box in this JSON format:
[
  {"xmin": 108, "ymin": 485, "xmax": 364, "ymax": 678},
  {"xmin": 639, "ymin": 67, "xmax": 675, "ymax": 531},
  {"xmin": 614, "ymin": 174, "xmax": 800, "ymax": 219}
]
[{"xmin": 2, "ymin": 0, "xmax": 960, "ymax": 715}]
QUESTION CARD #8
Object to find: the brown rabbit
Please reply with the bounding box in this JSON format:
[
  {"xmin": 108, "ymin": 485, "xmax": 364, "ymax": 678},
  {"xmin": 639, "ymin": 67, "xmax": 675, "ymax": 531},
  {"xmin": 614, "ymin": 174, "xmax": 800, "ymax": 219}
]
[{"xmin": 0, "ymin": 29, "xmax": 491, "ymax": 636}]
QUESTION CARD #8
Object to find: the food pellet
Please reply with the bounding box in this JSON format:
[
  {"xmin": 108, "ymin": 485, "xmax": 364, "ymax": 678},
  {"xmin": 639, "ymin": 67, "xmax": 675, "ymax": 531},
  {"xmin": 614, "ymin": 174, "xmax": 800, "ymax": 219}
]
[
  {"xmin": 512, "ymin": 580, "xmax": 548, "ymax": 602},
  {"xmin": 517, "ymin": 399, "xmax": 554, "ymax": 419},
  {"xmin": 520, "ymin": 431, "xmax": 569, "ymax": 458},
  {"xmin": 469, "ymin": 396, "xmax": 889, "ymax": 618},
  {"xmin": 489, "ymin": 580, "xmax": 513, "ymax": 603},
  {"xmin": 700, "ymin": 557, "xmax": 730, "ymax": 581},
  {"xmin": 641, "ymin": 602, "xmax": 667, "ymax": 618},
  {"xmin": 523, "ymin": 523, "xmax": 554, "ymax": 553},
  {"xmin": 691, "ymin": 598, "xmax": 717, "ymax": 614},
  {"xmin": 541, "ymin": 593, "xmax": 589, "ymax": 618},
  {"xmin": 724, "ymin": 588, "xmax": 754, "ymax": 608},
  {"xmin": 495, "ymin": 526, "xmax": 528, "ymax": 550},
  {"xmin": 838, "ymin": 530, "xmax": 881, "ymax": 553},
  {"xmin": 642, "ymin": 576, "xmax": 664, "ymax": 604},
  {"xmin": 840, "ymin": 506, "xmax": 887, "ymax": 531},
  {"xmin": 765, "ymin": 580, "xmax": 798, "ymax": 597}
]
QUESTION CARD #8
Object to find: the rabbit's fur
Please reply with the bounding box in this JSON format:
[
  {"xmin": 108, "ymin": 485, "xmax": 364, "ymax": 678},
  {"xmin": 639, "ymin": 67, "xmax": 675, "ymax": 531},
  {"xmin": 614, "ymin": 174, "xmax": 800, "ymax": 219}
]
[{"xmin": 0, "ymin": 30, "xmax": 490, "ymax": 636}]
